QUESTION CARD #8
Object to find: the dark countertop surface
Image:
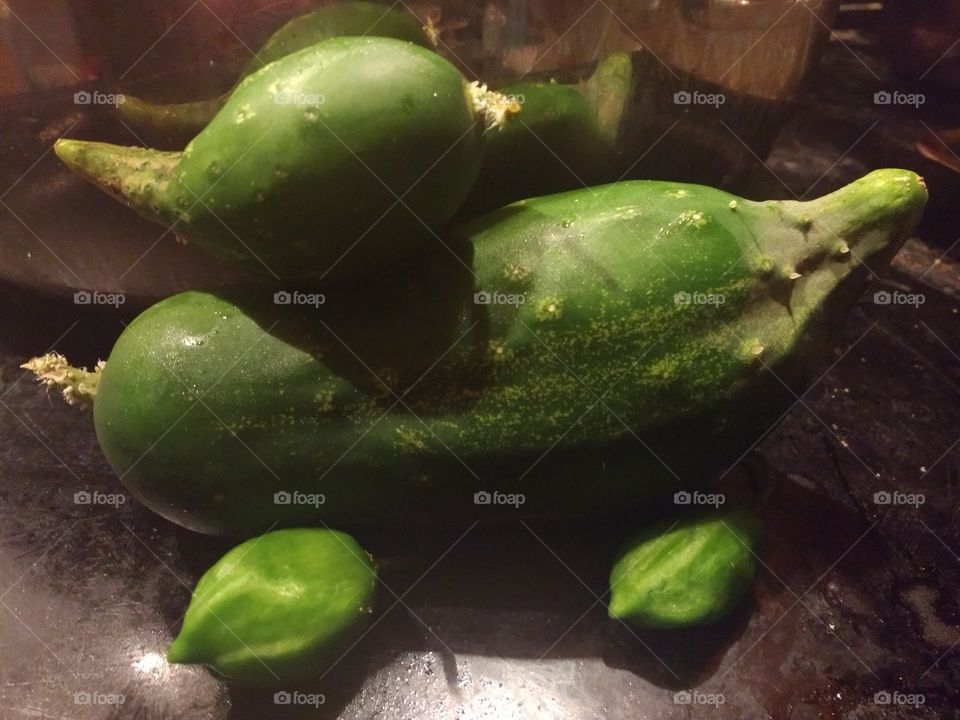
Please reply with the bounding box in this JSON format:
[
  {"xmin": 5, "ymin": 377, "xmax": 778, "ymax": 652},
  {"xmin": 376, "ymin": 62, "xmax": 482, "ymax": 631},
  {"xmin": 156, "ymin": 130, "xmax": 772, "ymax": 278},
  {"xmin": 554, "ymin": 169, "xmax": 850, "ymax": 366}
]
[{"xmin": 2, "ymin": 32, "xmax": 960, "ymax": 720}]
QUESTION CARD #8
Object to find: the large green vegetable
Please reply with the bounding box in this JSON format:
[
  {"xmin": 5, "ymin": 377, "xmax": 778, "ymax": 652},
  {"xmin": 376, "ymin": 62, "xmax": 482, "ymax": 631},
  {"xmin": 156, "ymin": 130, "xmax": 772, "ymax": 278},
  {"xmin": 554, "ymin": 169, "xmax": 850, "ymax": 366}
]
[
  {"xmin": 609, "ymin": 510, "xmax": 761, "ymax": 628},
  {"xmin": 117, "ymin": 1, "xmax": 434, "ymax": 145},
  {"xmin": 27, "ymin": 170, "xmax": 926, "ymax": 536},
  {"xmin": 167, "ymin": 528, "xmax": 376, "ymax": 683},
  {"xmin": 55, "ymin": 37, "xmax": 513, "ymax": 281}
]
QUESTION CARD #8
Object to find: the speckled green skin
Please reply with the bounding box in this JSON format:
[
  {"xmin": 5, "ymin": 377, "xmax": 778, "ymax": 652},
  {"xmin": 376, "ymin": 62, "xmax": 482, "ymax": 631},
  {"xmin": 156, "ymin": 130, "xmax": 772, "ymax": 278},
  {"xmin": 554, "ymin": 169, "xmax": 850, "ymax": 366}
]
[
  {"xmin": 93, "ymin": 170, "xmax": 926, "ymax": 536},
  {"xmin": 167, "ymin": 528, "xmax": 376, "ymax": 683},
  {"xmin": 55, "ymin": 37, "xmax": 483, "ymax": 281},
  {"xmin": 609, "ymin": 510, "xmax": 761, "ymax": 627},
  {"xmin": 117, "ymin": 2, "xmax": 433, "ymax": 145}
]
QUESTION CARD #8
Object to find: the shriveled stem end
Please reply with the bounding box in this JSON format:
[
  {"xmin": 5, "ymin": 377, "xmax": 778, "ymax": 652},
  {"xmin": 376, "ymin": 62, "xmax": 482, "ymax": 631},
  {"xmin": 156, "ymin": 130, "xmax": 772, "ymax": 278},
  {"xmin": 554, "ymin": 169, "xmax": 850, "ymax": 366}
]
[
  {"xmin": 21, "ymin": 352, "xmax": 103, "ymax": 408},
  {"xmin": 468, "ymin": 81, "xmax": 522, "ymax": 133}
]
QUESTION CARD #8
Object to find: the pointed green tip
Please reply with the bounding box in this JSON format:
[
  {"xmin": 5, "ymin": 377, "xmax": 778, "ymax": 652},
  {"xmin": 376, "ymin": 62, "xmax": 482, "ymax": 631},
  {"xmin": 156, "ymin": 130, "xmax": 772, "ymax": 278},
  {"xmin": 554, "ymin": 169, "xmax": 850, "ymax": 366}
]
[
  {"xmin": 53, "ymin": 138, "xmax": 126, "ymax": 185},
  {"xmin": 53, "ymin": 138, "xmax": 181, "ymax": 227},
  {"xmin": 166, "ymin": 634, "xmax": 202, "ymax": 665},
  {"xmin": 607, "ymin": 589, "xmax": 627, "ymax": 620},
  {"xmin": 53, "ymin": 138, "xmax": 85, "ymax": 172}
]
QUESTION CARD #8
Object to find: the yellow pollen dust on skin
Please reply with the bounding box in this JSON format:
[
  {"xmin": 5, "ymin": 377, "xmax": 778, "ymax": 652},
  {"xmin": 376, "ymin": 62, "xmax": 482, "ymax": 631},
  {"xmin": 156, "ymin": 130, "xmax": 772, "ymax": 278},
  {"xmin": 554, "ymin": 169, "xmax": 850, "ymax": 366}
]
[
  {"xmin": 536, "ymin": 297, "xmax": 563, "ymax": 321},
  {"xmin": 503, "ymin": 263, "xmax": 530, "ymax": 282}
]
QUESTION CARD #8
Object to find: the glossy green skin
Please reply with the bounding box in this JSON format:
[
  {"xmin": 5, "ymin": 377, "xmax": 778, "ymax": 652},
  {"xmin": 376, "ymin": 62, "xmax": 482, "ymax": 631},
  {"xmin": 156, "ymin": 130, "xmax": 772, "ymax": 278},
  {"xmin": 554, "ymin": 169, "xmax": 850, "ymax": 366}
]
[
  {"xmin": 460, "ymin": 81, "xmax": 605, "ymax": 217},
  {"xmin": 167, "ymin": 528, "xmax": 376, "ymax": 683},
  {"xmin": 57, "ymin": 37, "xmax": 483, "ymax": 281},
  {"xmin": 93, "ymin": 170, "xmax": 926, "ymax": 536},
  {"xmin": 117, "ymin": 2, "xmax": 433, "ymax": 145},
  {"xmin": 609, "ymin": 510, "xmax": 761, "ymax": 627}
]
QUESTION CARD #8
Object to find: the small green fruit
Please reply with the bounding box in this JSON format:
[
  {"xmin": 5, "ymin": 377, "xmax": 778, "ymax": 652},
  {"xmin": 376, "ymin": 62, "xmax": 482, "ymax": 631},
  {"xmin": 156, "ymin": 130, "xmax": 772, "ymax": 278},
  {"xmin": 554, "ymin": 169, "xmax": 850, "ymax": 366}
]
[
  {"xmin": 609, "ymin": 510, "xmax": 761, "ymax": 628},
  {"xmin": 167, "ymin": 528, "xmax": 376, "ymax": 684}
]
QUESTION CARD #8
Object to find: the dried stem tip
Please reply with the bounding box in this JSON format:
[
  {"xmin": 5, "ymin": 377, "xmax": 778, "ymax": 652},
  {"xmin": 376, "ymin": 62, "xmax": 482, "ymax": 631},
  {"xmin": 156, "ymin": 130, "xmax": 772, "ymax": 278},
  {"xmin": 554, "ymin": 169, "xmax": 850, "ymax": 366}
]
[
  {"xmin": 468, "ymin": 81, "xmax": 522, "ymax": 132},
  {"xmin": 21, "ymin": 352, "xmax": 104, "ymax": 407}
]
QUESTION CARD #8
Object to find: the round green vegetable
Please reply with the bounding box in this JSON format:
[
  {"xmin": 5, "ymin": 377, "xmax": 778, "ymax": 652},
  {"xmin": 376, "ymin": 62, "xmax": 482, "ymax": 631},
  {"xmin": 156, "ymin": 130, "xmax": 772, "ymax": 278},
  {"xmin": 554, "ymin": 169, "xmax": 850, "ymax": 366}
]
[
  {"xmin": 26, "ymin": 170, "xmax": 927, "ymax": 535},
  {"xmin": 609, "ymin": 510, "xmax": 762, "ymax": 628},
  {"xmin": 117, "ymin": 1, "xmax": 434, "ymax": 145},
  {"xmin": 167, "ymin": 528, "xmax": 376, "ymax": 684},
  {"xmin": 55, "ymin": 36, "xmax": 514, "ymax": 281}
]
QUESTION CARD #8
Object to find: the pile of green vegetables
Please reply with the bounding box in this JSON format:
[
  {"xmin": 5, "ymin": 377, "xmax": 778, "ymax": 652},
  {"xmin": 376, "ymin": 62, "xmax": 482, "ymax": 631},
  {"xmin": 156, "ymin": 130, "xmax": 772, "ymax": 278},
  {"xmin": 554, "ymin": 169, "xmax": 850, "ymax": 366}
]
[{"xmin": 25, "ymin": 1, "xmax": 927, "ymax": 686}]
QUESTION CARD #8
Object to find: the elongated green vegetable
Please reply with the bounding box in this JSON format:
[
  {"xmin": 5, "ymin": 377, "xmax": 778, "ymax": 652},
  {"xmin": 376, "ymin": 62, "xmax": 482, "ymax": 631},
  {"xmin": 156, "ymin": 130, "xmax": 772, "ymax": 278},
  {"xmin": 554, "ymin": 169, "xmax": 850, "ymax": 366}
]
[
  {"xmin": 26, "ymin": 170, "xmax": 926, "ymax": 535},
  {"xmin": 609, "ymin": 510, "xmax": 761, "ymax": 628},
  {"xmin": 117, "ymin": 1, "xmax": 434, "ymax": 145},
  {"xmin": 56, "ymin": 37, "xmax": 516, "ymax": 281},
  {"xmin": 167, "ymin": 528, "xmax": 376, "ymax": 683},
  {"xmin": 460, "ymin": 53, "xmax": 633, "ymax": 217}
]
